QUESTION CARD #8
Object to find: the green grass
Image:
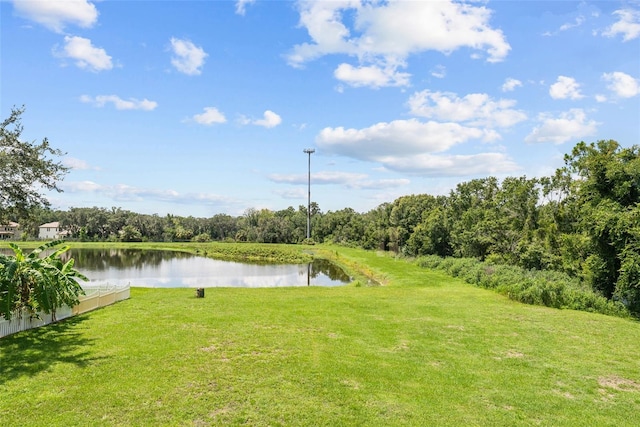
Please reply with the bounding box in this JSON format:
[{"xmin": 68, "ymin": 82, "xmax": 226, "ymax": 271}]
[{"xmin": 1, "ymin": 246, "xmax": 640, "ymax": 426}]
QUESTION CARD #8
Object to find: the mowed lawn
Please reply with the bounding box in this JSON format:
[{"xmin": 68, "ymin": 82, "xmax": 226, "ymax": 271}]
[{"xmin": 1, "ymin": 248, "xmax": 640, "ymax": 426}]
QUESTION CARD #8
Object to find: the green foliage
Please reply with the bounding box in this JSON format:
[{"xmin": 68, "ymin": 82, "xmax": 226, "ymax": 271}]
[
  {"xmin": 0, "ymin": 240, "xmax": 87, "ymax": 320},
  {"xmin": 560, "ymin": 140, "xmax": 640, "ymax": 309},
  {"xmin": 119, "ymin": 225, "xmax": 143, "ymax": 242},
  {"xmin": 416, "ymin": 255, "xmax": 629, "ymax": 318},
  {"xmin": 0, "ymin": 107, "xmax": 68, "ymax": 222},
  {"xmin": 191, "ymin": 233, "xmax": 211, "ymax": 242}
]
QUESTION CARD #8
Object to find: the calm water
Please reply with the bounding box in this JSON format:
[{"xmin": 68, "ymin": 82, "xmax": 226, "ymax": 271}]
[{"xmin": 59, "ymin": 248, "xmax": 352, "ymax": 288}]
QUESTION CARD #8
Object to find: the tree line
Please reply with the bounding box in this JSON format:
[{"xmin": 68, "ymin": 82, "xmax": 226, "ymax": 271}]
[
  {"xmin": 16, "ymin": 140, "xmax": 637, "ymax": 312},
  {"xmin": 2, "ymin": 108, "xmax": 638, "ymax": 314}
]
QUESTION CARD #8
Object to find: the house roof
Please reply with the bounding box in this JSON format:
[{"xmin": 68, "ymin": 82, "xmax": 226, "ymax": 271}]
[{"xmin": 39, "ymin": 222, "xmax": 60, "ymax": 228}]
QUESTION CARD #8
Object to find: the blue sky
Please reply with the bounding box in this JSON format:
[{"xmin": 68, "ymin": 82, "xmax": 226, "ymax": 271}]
[{"xmin": 2, "ymin": 0, "xmax": 639, "ymax": 218}]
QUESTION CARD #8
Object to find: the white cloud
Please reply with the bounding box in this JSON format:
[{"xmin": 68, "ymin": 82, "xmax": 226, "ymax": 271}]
[
  {"xmin": 549, "ymin": 76, "xmax": 584, "ymax": 100},
  {"xmin": 407, "ymin": 90, "xmax": 527, "ymax": 128},
  {"xmin": 316, "ymin": 119, "xmax": 496, "ymax": 163},
  {"xmin": 254, "ymin": 110, "xmax": 282, "ymax": 128},
  {"xmin": 268, "ymin": 171, "xmax": 410, "ymax": 190},
  {"xmin": 544, "ymin": 15, "xmax": 585, "ymax": 36},
  {"xmin": 559, "ymin": 15, "xmax": 585, "ymax": 32},
  {"xmin": 269, "ymin": 171, "xmax": 368, "ymax": 185},
  {"xmin": 62, "ymin": 180, "xmax": 103, "ymax": 192},
  {"xmin": 602, "ymin": 9, "xmax": 640, "ymax": 41},
  {"xmin": 334, "ymin": 63, "xmax": 410, "ymax": 88},
  {"xmin": 56, "ymin": 36, "xmax": 112, "ymax": 72},
  {"xmin": 62, "ymin": 157, "xmax": 91, "ymax": 170},
  {"xmin": 62, "ymin": 181, "xmax": 234, "ymax": 206},
  {"xmin": 240, "ymin": 110, "xmax": 282, "ymax": 128},
  {"xmin": 13, "ymin": 0, "xmax": 98, "ymax": 33},
  {"xmin": 235, "ymin": 0, "xmax": 255, "ymax": 16},
  {"xmin": 287, "ymin": 1, "xmax": 510, "ymax": 86},
  {"xmin": 346, "ymin": 178, "xmax": 410, "ymax": 190},
  {"xmin": 431, "ymin": 65, "xmax": 446, "ymax": 79},
  {"xmin": 169, "ymin": 37, "xmax": 207, "ymax": 75},
  {"xmin": 525, "ymin": 109, "xmax": 599, "ymax": 144},
  {"xmin": 381, "ymin": 152, "xmax": 519, "ymax": 177},
  {"xmin": 602, "ymin": 71, "xmax": 640, "ymax": 98},
  {"xmin": 501, "ymin": 78, "xmax": 522, "ymax": 92},
  {"xmin": 80, "ymin": 95, "xmax": 157, "ymax": 111},
  {"xmin": 190, "ymin": 107, "xmax": 227, "ymax": 125}
]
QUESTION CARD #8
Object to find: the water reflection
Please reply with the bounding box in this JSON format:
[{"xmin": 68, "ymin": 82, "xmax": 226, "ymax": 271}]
[{"xmin": 61, "ymin": 249, "xmax": 351, "ymax": 288}]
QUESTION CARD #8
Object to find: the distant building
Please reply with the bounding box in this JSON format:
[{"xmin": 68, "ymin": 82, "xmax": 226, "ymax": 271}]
[
  {"xmin": 38, "ymin": 222, "xmax": 68, "ymax": 240},
  {"xmin": 0, "ymin": 222, "xmax": 21, "ymax": 240}
]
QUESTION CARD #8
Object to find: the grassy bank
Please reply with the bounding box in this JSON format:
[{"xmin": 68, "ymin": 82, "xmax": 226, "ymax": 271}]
[{"xmin": 1, "ymin": 246, "xmax": 640, "ymax": 426}]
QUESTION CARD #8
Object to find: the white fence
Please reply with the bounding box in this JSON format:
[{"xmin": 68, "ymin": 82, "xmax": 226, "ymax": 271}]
[{"xmin": 0, "ymin": 283, "xmax": 130, "ymax": 339}]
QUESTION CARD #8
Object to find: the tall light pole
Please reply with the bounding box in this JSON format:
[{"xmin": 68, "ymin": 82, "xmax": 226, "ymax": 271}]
[{"xmin": 303, "ymin": 148, "xmax": 315, "ymax": 240}]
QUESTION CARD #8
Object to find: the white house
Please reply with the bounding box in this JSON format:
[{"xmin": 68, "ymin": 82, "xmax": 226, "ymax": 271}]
[
  {"xmin": 39, "ymin": 222, "xmax": 67, "ymax": 240},
  {"xmin": 0, "ymin": 222, "xmax": 21, "ymax": 240}
]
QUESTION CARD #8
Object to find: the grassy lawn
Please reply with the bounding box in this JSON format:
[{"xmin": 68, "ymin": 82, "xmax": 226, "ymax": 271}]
[{"xmin": 1, "ymin": 245, "xmax": 640, "ymax": 426}]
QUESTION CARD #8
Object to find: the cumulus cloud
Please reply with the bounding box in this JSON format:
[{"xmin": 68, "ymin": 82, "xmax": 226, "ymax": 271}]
[
  {"xmin": 55, "ymin": 36, "xmax": 112, "ymax": 72},
  {"xmin": 169, "ymin": 37, "xmax": 207, "ymax": 75},
  {"xmin": 525, "ymin": 109, "xmax": 599, "ymax": 144},
  {"xmin": 13, "ymin": 0, "xmax": 98, "ymax": 33},
  {"xmin": 287, "ymin": 0, "xmax": 509, "ymax": 88},
  {"xmin": 549, "ymin": 76, "xmax": 584, "ymax": 100},
  {"xmin": 189, "ymin": 107, "xmax": 227, "ymax": 125},
  {"xmin": 239, "ymin": 110, "xmax": 282, "ymax": 128},
  {"xmin": 254, "ymin": 110, "xmax": 282, "ymax": 128},
  {"xmin": 235, "ymin": 0, "xmax": 255, "ymax": 16},
  {"xmin": 80, "ymin": 95, "xmax": 157, "ymax": 110},
  {"xmin": 316, "ymin": 119, "xmax": 499, "ymax": 164},
  {"xmin": 501, "ymin": 78, "xmax": 522, "ymax": 92},
  {"xmin": 602, "ymin": 71, "xmax": 640, "ymax": 98},
  {"xmin": 602, "ymin": 9, "xmax": 640, "ymax": 41},
  {"xmin": 334, "ymin": 63, "xmax": 410, "ymax": 88},
  {"xmin": 407, "ymin": 90, "xmax": 527, "ymax": 128}
]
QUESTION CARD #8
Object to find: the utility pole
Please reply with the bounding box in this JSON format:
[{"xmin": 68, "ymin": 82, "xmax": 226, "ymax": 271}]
[{"xmin": 303, "ymin": 148, "xmax": 315, "ymax": 240}]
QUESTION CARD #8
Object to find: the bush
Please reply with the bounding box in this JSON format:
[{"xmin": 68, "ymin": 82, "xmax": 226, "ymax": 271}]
[
  {"xmin": 0, "ymin": 241, "xmax": 87, "ymax": 321},
  {"xmin": 415, "ymin": 255, "xmax": 629, "ymax": 318}
]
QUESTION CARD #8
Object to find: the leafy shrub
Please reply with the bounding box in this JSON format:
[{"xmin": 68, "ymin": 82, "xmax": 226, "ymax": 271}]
[
  {"xmin": 0, "ymin": 241, "xmax": 87, "ymax": 321},
  {"xmin": 416, "ymin": 255, "xmax": 629, "ymax": 318}
]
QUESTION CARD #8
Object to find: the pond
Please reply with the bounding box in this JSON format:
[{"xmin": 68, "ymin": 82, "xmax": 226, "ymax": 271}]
[{"xmin": 63, "ymin": 248, "xmax": 351, "ymax": 288}]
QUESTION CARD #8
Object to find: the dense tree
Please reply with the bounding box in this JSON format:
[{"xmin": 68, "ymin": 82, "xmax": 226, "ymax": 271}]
[
  {"xmin": 0, "ymin": 107, "xmax": 68, "ymax": 222},
  {"xmin": 560, "ymin": 140, "xmax": 640, "ymax": 308}
]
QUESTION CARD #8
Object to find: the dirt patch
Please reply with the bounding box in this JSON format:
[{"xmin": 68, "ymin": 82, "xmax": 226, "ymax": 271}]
[
  {"xmin": 505, "ymin": 350, "xmax": 525, "ymax": 358},
  {"xmin": 598, "ymin": 376, "xmax": 640, "ymax": 392}
]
